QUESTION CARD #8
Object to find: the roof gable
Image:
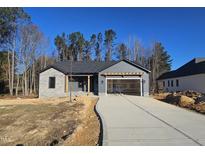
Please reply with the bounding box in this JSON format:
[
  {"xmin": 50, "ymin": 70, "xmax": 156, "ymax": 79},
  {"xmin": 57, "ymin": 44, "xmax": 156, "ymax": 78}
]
[
  {"xmin": 99, "ymin": 59, "xmax": 150, "ymax": 73},
  {"xmin": 122, "ymin": 59, "xmax": 150, "ymax": 73}
]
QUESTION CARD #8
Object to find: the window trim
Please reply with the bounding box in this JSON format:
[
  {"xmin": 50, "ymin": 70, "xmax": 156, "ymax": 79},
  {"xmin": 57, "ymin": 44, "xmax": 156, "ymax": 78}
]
[
  {"xmin": 49, "ymin": 77, "xmax": 56, "ymax": 89},
  {"xmin": 176, "ymin": 79, "xmax": 179, "ymax": 87},
  {"xmin": 171, "ymin": 80, "xmax": 174, "ymax": 87},
  {"xmin": 163, "ymin": 81, "xmax": 165, "ymax": 87}
]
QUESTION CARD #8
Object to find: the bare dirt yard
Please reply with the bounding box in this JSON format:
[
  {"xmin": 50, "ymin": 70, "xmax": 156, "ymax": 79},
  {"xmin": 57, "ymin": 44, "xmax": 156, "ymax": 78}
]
[{"xmin": 0, "ymin": 96, "xmax": 100, "ymax": 146}]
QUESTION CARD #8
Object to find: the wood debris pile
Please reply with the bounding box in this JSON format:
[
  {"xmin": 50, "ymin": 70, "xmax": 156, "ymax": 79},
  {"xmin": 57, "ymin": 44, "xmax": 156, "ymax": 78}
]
[{"xmin": 155, "ymin": 90, "xmax": 205, "ymax": 113}]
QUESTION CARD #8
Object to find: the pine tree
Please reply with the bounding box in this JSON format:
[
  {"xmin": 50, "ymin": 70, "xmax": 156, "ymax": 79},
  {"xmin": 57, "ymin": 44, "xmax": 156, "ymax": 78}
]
[
  {"xmin": 117, "ymin": 43, "xmax": 127, "ymax": 60},
  {"xmin": 104, "ymin": 29, "xmax": 116, "ymax": 61},
  {"xmin": 83, "ymin": 41, "xmax": 91, "ymax": 62},
  {"xmin": 150, "ymin": 42, "xmax": 172, "ymax": 92},
  {"xmin": 95, "ymin": 33, "xmax": 103, "ymax": 61}
]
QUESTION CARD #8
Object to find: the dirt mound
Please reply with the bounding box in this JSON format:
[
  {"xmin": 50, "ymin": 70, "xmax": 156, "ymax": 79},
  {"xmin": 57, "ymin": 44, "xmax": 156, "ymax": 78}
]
[
  {"xmin": 154, "ymin": 90, "xmax": 205, "ymax": 114},
  {"xmin": 63, "ymin": 96, "xmax": 100, "ymax": 146},
  {"xmin": 178, "ymin": 95, "xmax": 195, "ymax": 108}
]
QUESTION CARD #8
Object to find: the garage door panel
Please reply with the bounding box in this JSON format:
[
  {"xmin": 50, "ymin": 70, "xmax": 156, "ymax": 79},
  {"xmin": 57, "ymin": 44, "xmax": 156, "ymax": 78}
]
[{"xmin": 107, "ymin": 79, "xmax": 141, "ymax": 96}]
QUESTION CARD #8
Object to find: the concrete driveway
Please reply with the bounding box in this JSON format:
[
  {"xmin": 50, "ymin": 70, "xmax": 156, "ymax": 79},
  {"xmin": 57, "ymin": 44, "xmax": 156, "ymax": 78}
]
[{"xmin": 96, "ymin": 95, "xmax": 205, "ymax": 146}]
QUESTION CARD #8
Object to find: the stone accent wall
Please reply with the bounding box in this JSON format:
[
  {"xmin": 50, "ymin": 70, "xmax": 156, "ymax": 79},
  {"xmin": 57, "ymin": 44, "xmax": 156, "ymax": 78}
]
[{"xmin": 39, "ymin": 68, "xmax": 66, "ymax": 98}]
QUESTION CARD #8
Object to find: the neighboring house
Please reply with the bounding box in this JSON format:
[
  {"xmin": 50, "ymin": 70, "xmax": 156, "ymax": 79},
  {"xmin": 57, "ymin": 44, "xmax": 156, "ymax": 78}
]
[
  {"xmin": 39, "ymin": 59, "xmax": 150, "ymax": 98},
  {"xmin": 157, "ymin": 58, "xmax": 205, "ymax": 93}
]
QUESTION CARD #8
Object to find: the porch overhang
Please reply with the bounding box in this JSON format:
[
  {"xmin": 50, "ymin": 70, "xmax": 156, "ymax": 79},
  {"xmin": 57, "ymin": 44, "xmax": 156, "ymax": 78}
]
[{"xmin": 65, "ymin": 74, "xmax": 93, "ymax": 95}]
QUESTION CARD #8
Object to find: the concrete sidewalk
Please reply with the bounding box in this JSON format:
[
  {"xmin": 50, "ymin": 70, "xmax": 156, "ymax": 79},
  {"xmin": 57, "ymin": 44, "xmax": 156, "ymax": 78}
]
[{"xmin": 96, "ymin": 95, "xmax": 205, "ymax": 146}]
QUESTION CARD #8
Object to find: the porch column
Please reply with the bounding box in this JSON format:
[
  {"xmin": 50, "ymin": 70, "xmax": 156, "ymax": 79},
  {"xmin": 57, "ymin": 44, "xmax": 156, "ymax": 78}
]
[
  {"xmin": 88, "ymin": 75, "xmax": 90, "ymax": 94},
  {"xmin": 140, "ymin": 78, "xmax": 143, "ymax": 96},
  {"xmin": 65, "ymin": 75, "xmax": 69, "ymax": 96}
]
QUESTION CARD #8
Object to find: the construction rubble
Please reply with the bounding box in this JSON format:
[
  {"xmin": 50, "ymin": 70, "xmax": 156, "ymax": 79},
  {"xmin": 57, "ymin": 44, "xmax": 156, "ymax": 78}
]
[{"xmin": 154, "ymin": 90, "xmax": 205, "ymax": 114}]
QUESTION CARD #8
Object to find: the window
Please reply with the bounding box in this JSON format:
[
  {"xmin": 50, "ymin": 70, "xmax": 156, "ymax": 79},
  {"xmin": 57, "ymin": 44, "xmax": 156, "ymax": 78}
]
[
  {"xmin": 49, "ymin": 77, "xmax": 55, "ymax": 88},
  {"xmin": 171, "ymin": 80, "xmax": 174, "ymax": 87},
  {"xmin": 163, "ymin": 81, "xmax": 165, "ymax": 87},
  {"xmin": 168, "ymin": 80, "xmax": 170, "ymax": 87},
  {"xmin": 176, "ymin": 79, "xmax": 179, "ymax": 87}
]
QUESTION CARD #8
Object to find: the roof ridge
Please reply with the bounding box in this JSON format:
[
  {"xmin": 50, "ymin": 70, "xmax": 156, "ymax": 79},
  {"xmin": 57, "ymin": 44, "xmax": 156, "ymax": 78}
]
[{"xmin": 40, "ymin": 59, "xmax": 150, "ymax": 74}]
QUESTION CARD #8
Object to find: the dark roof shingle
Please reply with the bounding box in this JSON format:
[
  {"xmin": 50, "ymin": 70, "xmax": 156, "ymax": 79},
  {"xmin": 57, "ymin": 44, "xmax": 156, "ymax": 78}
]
[
  {"xmin": 157, "ymin": 58, "xmax": 205, "ymax": 80},
  {"xmin": 40, "ymin": 59, "xmax": 150, "ymax": 74}
]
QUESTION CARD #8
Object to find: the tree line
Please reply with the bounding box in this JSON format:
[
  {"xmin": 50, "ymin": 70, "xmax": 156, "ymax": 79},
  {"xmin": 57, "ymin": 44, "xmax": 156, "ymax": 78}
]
[
  {"xmin": 54, "ymin": 31, "xmax": 172, "ymax": 92},
  {"xmin": 0, "ymin": 8, "xmax": 54, "ymax": 96},
  {"xmin": 0, "ymin": 8, "xmax": 172, "ymax": 97}
]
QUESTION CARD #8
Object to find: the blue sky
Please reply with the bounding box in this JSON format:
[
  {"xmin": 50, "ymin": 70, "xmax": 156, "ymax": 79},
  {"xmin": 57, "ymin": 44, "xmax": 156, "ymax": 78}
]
[{"xmin": 24, "ymin": 8, "xmax": 205, "ymax": 70}]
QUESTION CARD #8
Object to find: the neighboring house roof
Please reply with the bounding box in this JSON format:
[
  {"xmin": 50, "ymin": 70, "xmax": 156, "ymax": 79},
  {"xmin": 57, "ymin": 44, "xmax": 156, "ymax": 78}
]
[
  {"xmin": 157, "ymin": 58, "xmax": 205, "ymax": 80},
  {"xmin": 40, "ymin": 59, "xmax": 150, "ymax": 74}
]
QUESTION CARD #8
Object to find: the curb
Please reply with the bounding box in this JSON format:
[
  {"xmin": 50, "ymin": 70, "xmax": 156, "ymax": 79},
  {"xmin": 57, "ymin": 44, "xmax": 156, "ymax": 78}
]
[{"xmin": 95, "ymin": 97, "xmax": 108, "ymax": 146}]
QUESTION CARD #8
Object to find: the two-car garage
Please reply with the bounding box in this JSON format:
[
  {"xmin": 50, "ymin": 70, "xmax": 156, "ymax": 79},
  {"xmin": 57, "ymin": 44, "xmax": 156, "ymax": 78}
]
[
  {"xmin": 98, "ymin": 60, "xmax": 150, "ymax": 96},
  {"xmin": 106, "ymin": 78, "xmax": 142, "ymax": 96}
]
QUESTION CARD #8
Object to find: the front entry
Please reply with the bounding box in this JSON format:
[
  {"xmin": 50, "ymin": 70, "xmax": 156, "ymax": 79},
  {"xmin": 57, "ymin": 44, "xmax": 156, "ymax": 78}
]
[{"xmin": 107, "ymin": 79, "xmax": 141, "ymax": 96}]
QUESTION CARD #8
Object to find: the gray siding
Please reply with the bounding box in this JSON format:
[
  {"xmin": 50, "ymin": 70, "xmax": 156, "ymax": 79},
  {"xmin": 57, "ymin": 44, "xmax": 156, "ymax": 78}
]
[
  {"xmin": 39, "ymin": 70, "xmax": 95, "ymax": 98},
  {"xmin": 158, "ymin": 74, "xmax": 205, "ymax": 93},
  {"xmin": 39, "ymin": 68, "xmax": 66, "ymax": 98},
  {"xmin": 98, "ymin": 61, "xmax": 149, "ymax": 96}
]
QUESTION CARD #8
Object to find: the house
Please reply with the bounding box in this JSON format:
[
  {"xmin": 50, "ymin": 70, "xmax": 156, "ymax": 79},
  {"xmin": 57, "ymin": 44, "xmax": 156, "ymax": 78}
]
[
  {"xmin": 157, "ymin": 58, "xmax": 205, "ymax": 93},
  {"xmin": 39, "ymin": 59, "xmax": 150, "ymax": 98}
]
